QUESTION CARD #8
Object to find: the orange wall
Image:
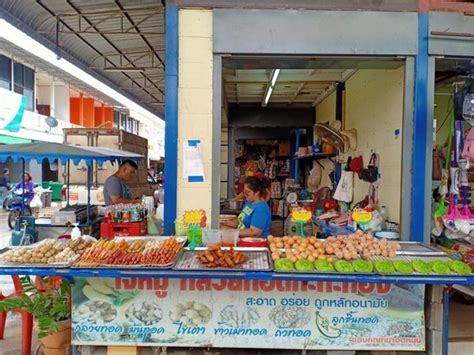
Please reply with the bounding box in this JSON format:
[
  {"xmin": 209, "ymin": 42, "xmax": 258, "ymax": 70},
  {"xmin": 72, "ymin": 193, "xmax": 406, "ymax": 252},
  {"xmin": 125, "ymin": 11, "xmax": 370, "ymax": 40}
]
[
  {"xmin": 71, "ymin": 96, "xmax": 114, "ymax": 128},
  {"xmin": 94, "ymin": 107, "xmax": 104, "ymax": 127},
  {"xmin": 69, "ymin": 97, "xmax": 81, "ymax": 125},
  {"xmin": 103, "ymin": 107, "xmax": 113, "ymax": 128},
  {"xmin": 82, "ymin": 98, "xmax": 94, "ymax": 128}
]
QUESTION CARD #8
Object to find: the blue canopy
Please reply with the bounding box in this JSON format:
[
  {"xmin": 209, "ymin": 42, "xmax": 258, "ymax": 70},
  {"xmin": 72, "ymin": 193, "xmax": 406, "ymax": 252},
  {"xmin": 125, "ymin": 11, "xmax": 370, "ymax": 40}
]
[{"xmin": 0, "ymin": 142, "xmax": 145, "ymax": 166}]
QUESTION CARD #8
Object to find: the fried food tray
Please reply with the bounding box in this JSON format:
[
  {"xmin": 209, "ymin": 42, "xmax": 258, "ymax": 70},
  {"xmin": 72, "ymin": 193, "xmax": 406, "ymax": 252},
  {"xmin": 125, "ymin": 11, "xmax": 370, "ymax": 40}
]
[
  {"xmin": 72, "ymin": 249, "xmax": 183, "ymax": 270},
  {"xmin": 0, "ymin": 246, "xmax": 74, "ymax": 268},
  {"xmin": 173, "ymin": 247, "xmax": 272, "ymax": 271}
]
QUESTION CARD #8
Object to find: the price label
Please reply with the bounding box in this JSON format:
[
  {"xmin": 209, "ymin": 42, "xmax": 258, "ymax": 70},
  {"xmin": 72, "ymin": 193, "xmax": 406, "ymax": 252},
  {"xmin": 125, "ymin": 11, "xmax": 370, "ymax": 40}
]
[
  {"xmin": 291, "ymin": 208, "xmax": 312, "ymax": 223},
  {"xmin": 352, "ymin": 210, "xmax": 372, "ymax": 223},
  {"xmin": 183, "ymin": 209, "xmax": 207, "ymax": 227}
]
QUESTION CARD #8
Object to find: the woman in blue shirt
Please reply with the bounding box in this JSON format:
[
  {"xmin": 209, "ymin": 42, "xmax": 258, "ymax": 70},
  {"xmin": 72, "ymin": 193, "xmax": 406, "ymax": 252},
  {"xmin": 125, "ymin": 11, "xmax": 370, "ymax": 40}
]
[{"xmin": 237, "ymin": 176, "xmax": 271, "ymax": 238}]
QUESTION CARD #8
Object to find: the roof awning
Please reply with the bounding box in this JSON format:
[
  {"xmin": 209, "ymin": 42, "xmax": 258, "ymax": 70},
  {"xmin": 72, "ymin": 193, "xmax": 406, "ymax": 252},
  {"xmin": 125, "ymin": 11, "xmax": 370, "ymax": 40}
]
[{"xmin": 0, "ymin": 135, "xmax": 32, "ymax": 145}]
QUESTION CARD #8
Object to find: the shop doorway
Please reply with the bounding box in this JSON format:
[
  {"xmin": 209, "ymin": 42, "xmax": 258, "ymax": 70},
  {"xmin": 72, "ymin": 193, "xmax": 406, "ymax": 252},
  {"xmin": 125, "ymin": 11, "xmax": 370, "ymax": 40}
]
[
  {"xmin": 218, "ymin": 56, "xmax": 409, "ymax": 238},
  {"xmin": 432, "ymin": 57, "xmax": 474, "ymax": 252}
]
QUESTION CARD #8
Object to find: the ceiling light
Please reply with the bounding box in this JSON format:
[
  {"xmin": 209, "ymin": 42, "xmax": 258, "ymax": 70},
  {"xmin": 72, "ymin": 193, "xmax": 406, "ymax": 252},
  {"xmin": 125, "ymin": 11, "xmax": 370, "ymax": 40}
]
[
  {"xmin": 271, "ymin": 69, "xmax": 280, "ymax": 87},
  {"xmin": 264, "ymin": 86, "xmax": 273, "ymax": 106}
]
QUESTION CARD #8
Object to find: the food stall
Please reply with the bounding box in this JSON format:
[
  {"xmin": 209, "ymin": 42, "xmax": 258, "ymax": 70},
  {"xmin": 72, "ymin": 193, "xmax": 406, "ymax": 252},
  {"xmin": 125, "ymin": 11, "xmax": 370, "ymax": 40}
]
[
  {"xmin": 0, "ymin": 228, "xmax": 473, "ymax": 355},
  {"xmin": 0, "ymin": 142, "xmax": 145, "ymax": 240}
]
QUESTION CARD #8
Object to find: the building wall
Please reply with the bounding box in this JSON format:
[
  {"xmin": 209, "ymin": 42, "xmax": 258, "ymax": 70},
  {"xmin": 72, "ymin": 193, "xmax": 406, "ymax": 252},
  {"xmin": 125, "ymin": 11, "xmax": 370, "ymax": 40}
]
[
  {"xmin": 315, "ymin": 91, "xmax": 336, "ymax": 124},
  {"xmin": 316, "ymin": 68, "xmax": 404, "ymax": 223},
  {"xmin": 54, "ymin": 84, "xmax": 70, "ymax": 122},
  {"xmin": 177, "ymin": 9, "xmax": 214, "ymax": 221}
]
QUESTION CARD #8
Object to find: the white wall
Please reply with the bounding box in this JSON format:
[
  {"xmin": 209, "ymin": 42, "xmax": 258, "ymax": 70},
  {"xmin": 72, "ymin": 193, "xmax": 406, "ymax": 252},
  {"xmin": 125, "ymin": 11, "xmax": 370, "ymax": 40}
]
[
  {"xmin": 53, "ymin": 84, "xmax": 70, "ymax": 121},
  {"xmin": 36, "ymin": 85, "xmax": 50, "ymax": 106},
  {"xmin": 316, "ymin": 68, "xmax": 404, "ymax": 223}
]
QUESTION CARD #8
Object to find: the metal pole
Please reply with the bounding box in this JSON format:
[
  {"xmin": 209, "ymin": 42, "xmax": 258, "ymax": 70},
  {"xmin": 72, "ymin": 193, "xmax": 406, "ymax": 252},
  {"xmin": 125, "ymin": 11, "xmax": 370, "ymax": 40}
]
[
  {"xmin": 442, "ymin": 286, "xmax": 450, "ymax": 355},
  {"xmin": 21, "ymin": 158, "xmax": 25, "ymax": 215},
  {"xmin": 67, "ymin": 160, "xmax": 70, "ymax": 207},
  {"xmin": 294, "ymin": 129, "xmax": 301, "ymax": 184},
  {"xmin": 87, "ymin": 162, "xmax": 91, "ymax": 226}
]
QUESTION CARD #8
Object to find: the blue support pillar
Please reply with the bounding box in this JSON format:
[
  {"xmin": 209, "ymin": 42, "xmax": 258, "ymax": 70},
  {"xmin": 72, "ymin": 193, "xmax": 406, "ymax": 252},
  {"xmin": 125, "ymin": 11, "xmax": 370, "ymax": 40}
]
[
  {"xmin": 164, "ymin": 3, "xmax": 178, "ymax": 235},
  {"xmin": 411, "ymin": 12, "xmax": 430, "ymax": 242}
]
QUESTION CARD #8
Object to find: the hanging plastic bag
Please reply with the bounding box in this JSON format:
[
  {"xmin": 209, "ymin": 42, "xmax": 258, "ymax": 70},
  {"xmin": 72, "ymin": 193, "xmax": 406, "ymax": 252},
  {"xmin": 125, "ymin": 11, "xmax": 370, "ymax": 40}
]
[
  {"xmin": 307, "ymin": 161, "xmax": 322, "ymax": 192},
  {"xmin": 147, "ymin": 215, "xmax": 159, "ymax": 235},
  {"xmin": 29, "ymin": 194, "xmax": 43, "ymax": 209},
  {"xmin": 333, "ymin": 170, "xmax": 354, "ymax": 203}
]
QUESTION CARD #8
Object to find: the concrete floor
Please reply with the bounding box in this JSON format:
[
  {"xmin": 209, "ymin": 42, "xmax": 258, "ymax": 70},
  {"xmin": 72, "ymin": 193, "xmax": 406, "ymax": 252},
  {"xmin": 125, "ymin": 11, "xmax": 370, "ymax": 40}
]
[{"xmin": 0, "ymin": 211, "xmax": 472, "ymax": 354}]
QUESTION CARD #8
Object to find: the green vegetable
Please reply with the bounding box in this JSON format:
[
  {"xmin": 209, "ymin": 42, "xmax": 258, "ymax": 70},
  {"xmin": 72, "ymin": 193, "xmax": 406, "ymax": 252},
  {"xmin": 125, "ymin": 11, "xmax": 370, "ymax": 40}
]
[
  {"xmin": 374, "ymin": 260, "xmax": 395, "ymax": 274},
  {"xmin": 334, "ymin": 260, "xmax": 354, "ymax": 273},
  {"xmin": 393, "ymin": 260, "xmax": 414, "ymax": 274},
  {"xmin": 314, "ymin": 259, "xmax": 335, "ymax": 272},
  {"xmin": 411, "ymin": 259, "xmax": 431, "ymax": 274},
  {"xmin": 449, "ymin": 260, "xmax": 472, "ymax": 275},
  {"xmin": 352, "ymin": 260, "xmax": 373, "ymax": 273},
  {"xmin": 430, "ymin": 261, "xmax": 450, "ymax": 274},
  {"xmin": 275, "ymin": 258, "xmax": 295, "ymax": 272},
  {"xmin": 295, "ymin": 259, "xmax": 314, "ymax": 272}
]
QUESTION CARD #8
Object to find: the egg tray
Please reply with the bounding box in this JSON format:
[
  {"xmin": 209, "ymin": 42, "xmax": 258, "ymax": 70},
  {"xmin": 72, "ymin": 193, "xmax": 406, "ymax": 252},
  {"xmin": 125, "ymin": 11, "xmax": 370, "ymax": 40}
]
[{"xmin": 173, "ymin": 247, "xmax": 272, "ymax": 271}]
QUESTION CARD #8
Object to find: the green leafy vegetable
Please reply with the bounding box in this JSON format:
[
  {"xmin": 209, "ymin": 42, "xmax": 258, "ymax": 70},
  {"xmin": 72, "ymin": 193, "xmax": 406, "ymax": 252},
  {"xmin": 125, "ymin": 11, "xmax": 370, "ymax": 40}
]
[
  {"xmin": 295, "ymin": 259, "xmax": 314, "ymax": 272},
  {"xmin": 393, "ymin": 260, "xmax": 414, "ymax": 274},
  {"xmin": 314, "ymin": 259, "xmax": 335, "ymax": 272},
  {"xmin": 411, "ymin": 259, "xmax": 431, "ymax": 274},
  {"xmin": 352, "ymin": 260, "xmax": 373, "ymax": 273},
  {"xmin": 334, "ymin": 260, "xmax": 354, "ymax": 273},
  {"xmin": 431, "ymin": 261, "xmax": 450, "ymax": 274},
  {"xmin": 449, "ymin": 260, "xmax": 472, "ymax": 275},
  {"xmin": 275, "ymin": 258, "xmax": 294, "ymax": 272},
  {"xmin": 374, "ymin": 260, "xmax": 395, "ymax": 274}
]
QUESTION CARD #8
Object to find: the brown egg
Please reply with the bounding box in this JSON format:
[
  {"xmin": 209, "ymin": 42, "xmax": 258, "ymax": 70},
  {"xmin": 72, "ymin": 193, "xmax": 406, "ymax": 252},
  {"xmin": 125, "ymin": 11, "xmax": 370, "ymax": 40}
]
[
  {"xmin": 312, "ymin": 251, "xmax": 319, "ymax": 259},
  {"xmin": 343, "ymin": 252, "xmax": 352, "ymax": 260},
  {"xmin": 325, "ymin": 246, "xmax": 334, "ymax": 255},
  {"xmin": 327, "ymin": 256, "xmax": 335, "ymax": 263},
  {"xmin": 272, "ymin": 252, "xmax": 280, "ymax": 260},
  {"xmin": 317, "ymin": 247, "xmax": 325, "ymax": 254},
  {"xmin": 319, "ymin": 255, "xmax": 327, "ymax": 260},
  {"xmin": 289, "ymin": 256, "xmax": 297, "ymax": 263},
  {"xmin": 307, "ymin": 255, "xmax": 315, "ymax": 262}
]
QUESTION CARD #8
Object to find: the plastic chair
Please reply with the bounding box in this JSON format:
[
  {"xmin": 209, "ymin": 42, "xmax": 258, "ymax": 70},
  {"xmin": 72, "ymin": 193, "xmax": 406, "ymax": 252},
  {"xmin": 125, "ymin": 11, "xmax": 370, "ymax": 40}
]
[{"xmin": 0, "ymin": 275, "xmax": 33, "ymax": 355}]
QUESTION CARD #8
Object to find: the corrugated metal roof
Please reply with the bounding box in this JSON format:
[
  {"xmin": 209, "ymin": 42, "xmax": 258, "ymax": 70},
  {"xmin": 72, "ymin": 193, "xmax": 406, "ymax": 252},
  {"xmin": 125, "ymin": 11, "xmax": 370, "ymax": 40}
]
[{"xmin": 0, "ymin": 0, "xmax": 165, "ymax": 116}]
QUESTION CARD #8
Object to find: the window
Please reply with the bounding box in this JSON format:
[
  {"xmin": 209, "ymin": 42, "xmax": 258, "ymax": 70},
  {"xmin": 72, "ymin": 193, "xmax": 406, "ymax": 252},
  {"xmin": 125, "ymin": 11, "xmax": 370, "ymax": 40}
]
[
  {"xmin": 0, "ymin": 55, "xmax": 11, "ymax": 90},
  {"xmin": 113, "ymin": 110, "xmax": 120, "ymax": 128},
  {"xmin": 13, "ymin": 63, "xmax": 34, "ymax": 111}
]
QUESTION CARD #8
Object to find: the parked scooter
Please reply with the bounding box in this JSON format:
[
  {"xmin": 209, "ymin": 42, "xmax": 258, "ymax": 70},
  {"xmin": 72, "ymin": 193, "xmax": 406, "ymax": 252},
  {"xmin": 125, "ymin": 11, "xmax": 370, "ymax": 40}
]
[{"xmin": 6, "ymin": 189, "xmax": 34, "ymax": 230}]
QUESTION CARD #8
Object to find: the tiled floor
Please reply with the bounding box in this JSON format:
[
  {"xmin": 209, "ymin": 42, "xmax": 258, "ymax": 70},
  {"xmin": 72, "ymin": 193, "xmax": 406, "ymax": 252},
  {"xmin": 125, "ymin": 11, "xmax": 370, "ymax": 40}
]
[{"xmin": 0, "ymin": 211, "xmax": 472, "ymax": 354}]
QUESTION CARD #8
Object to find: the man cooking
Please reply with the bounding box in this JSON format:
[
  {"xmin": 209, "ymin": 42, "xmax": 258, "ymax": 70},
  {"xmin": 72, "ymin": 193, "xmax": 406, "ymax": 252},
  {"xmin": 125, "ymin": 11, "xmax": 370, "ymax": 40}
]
[{"xmin": 104, "ymin": 160, "xmax": 141, "ymax": 205}]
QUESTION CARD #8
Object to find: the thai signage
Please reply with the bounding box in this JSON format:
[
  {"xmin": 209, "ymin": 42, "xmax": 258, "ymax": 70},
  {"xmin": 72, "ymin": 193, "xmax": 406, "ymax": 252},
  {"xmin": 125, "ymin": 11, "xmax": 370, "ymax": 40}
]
[{"xmin": 72, "ymin": 278, "xmax": 425, "ymax": 351}]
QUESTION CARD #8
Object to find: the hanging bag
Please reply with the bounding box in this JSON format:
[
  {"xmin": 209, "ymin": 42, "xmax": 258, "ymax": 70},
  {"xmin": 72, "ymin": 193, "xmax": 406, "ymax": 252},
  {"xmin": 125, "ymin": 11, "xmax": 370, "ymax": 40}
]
[{"xmin": 361, "ymin": 153, "xmax": 379, "ymax": 183}]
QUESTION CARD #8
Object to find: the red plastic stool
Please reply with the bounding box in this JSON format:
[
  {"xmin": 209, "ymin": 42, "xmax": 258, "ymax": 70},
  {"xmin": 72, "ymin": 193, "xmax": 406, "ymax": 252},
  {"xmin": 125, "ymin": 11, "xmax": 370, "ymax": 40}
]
[{"xmin": 0, "ymin": 275, "xmax": 33, "ymax": 355}]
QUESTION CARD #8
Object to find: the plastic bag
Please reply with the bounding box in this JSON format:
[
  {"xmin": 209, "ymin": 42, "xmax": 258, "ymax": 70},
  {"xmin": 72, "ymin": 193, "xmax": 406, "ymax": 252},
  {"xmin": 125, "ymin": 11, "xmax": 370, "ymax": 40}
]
[
  {"xmin": 147, "ymin": 215, "xmax": 159, "ymax": 235},
  {"xmin": 333, "ymin": 170, "xmax": 354, "ymax": 203},
  {"xmin": 29, "ymin": 194, "xmax": 43, "ymax": 209},
  {"xmin": 307, "ymin": 162, "xmax": 322, "ymax": 192}
]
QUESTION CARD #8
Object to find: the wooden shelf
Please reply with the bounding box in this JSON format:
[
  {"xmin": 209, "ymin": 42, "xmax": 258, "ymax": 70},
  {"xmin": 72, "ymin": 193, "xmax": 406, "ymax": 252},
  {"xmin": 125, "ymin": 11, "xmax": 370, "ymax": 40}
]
[{"xmin": 293, "ymin": 153, "xmax": 336, "ymax": 161}]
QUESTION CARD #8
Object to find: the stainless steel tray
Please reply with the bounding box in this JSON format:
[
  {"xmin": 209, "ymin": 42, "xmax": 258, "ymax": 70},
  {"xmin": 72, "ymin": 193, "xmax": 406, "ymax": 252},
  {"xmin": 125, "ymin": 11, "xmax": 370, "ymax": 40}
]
[
  {"xmin": 0, "ymin": 247, "xmax": 73, "ymax": 268},
  {"xmin": 72, "ymin": 249, "xmax": 183, "ymax": 270},
  {"xmin": 173, "ymin": 247, "xmax": 272, "ymax": 271},
  {"xmin": 396, "ymin": 242, "xmax": 445, "ymax": 256}
]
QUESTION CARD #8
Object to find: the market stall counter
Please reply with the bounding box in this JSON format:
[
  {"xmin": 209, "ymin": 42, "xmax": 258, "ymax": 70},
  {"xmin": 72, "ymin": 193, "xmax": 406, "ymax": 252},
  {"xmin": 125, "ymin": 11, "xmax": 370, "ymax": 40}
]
[{"xmin": 0, "ymin": 235, "xmax": 473, "ymax": 354}]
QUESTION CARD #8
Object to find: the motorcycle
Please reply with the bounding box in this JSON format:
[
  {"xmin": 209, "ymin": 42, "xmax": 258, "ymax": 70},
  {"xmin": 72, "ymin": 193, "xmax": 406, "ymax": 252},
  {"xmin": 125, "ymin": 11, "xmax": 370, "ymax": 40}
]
[{"xmin": 6, "ymin": 189, "xmax": 34, "ymax": 230}]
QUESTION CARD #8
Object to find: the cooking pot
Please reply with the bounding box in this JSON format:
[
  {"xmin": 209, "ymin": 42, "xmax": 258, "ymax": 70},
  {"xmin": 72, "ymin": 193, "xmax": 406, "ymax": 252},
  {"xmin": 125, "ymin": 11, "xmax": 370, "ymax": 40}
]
[{"xmin": 229, "ymin": 200, "xmax": 243, "ymax": 210}]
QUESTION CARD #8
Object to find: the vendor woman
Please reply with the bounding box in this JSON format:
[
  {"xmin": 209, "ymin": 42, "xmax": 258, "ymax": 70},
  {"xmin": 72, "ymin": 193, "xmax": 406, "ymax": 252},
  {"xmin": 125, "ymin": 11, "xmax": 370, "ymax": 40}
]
[{"xmin": 235, "ymin": 176, "xmax": 272, "ymax": 238}]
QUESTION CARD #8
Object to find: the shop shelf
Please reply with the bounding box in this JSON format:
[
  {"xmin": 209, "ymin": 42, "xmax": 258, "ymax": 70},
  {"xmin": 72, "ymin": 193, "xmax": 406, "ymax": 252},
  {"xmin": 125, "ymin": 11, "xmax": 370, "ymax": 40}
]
[{"xmin": 293, "ymin": 153, "xmax": 336, "ymax": 161}]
